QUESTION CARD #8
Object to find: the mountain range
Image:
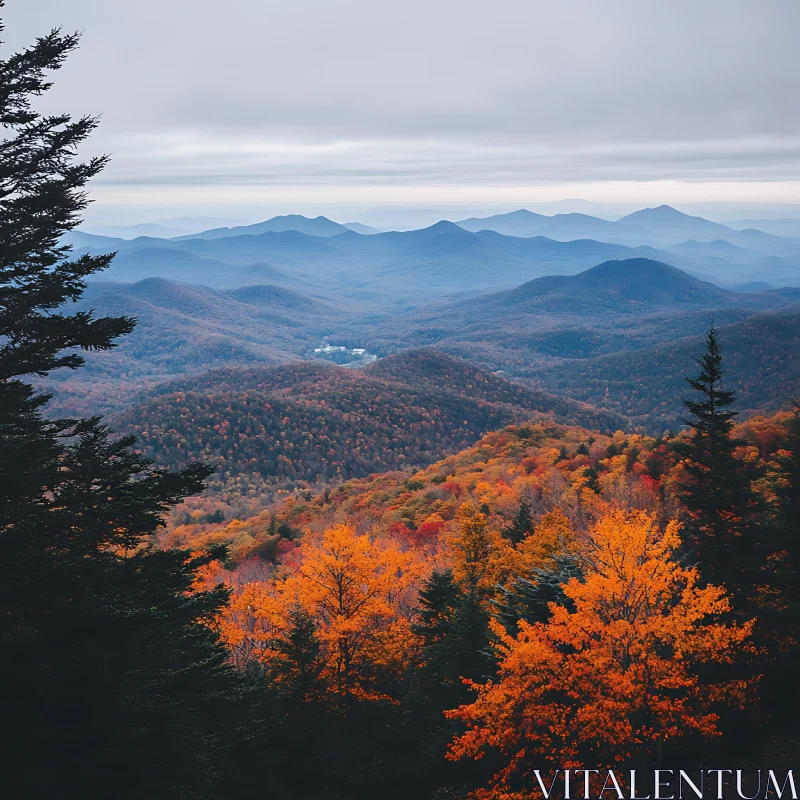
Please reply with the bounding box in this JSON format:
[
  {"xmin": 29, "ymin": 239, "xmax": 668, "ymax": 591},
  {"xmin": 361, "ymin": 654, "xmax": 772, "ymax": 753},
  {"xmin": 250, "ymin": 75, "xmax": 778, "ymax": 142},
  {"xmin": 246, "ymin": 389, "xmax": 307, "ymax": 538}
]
[
  {"xmin": 66, "ymin": 207, "xmax": 800, "ymax": 307},
  {"xmin": 49, "ymin": 205, "xmax": 800, "ymax": 445},
  {"xmin": 456, "ymin": 204, "xmax": 791, "ymax": 249},
  {"xmin": 355, "ymin": 259, "xmax": 800, "ymax": 412},
  {"xmin": 172, "ymin": 214, "xmax": 351, "ymax": 240},
  {"xmin": 39, "ymin": 255, "xmax": 800, "ymax": 434}
]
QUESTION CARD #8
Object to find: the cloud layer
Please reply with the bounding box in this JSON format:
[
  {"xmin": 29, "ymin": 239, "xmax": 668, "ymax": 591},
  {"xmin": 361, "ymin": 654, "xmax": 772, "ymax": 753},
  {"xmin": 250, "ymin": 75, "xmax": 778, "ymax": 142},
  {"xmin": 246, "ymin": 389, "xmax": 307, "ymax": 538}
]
[{"xmin": 5, "ymin": 0, "xmax": 799, "ymax": 214}]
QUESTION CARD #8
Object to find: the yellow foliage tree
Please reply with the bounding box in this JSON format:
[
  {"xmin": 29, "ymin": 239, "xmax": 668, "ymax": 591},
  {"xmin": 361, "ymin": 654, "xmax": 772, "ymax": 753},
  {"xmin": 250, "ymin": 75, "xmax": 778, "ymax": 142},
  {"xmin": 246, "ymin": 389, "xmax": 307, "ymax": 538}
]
[
  {"xmin": 518, "ymin": 507, "xmax": 574, "ymax": 565},
  {"xmin": 449, "ymin": 503, "xmax": 506, "ymax": 593},
  {"xmin": 447, "ymin": 510, "xmax": 756, "ymax": 796}
]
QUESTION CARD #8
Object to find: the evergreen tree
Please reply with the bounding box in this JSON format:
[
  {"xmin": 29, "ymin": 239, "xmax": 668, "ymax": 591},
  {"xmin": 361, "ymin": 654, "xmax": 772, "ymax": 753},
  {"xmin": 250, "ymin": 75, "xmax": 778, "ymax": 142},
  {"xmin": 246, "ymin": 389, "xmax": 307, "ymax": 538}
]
[
  {"xmin": 413, "ymin": 570, "xmax": 493, "ymax": 707},
  {"xmin": 502, "ymin": 499, "xmax": 534, "ymax": 545},
  {"xmin": 773, "ymin": 401, "xmax": 800, "ymax": 537},
  {"xmin": 673, "ymin": 326, "xmax": 762, "ymax": 589},
  {"xmin": 412, "ymin": 568, "xmax": 461, "ymax": 686},
  {"xmin": 0, "ymin": 11, "xmax": 270, "ymax": 798},
  {"xmin": 267, "ymin": 605, "xmax": 326, "ymax": 701},
  {"xmin": 493, "ymin": 551, "xmax": 582, "ymax": 634},
  {"xmin": 406, "ymin": 570, "xmax": 496, "ymax": 798},
  {"xmin": 447, "ymin": 588, "xmax": 495, "ymax": 693},
  {"xmin": 671, "ymin": 328, "xmax": 767, "ymax": 762},
  {"xmin": 758, "ymin": 402, "xmax": 800, "ymax": 731}
]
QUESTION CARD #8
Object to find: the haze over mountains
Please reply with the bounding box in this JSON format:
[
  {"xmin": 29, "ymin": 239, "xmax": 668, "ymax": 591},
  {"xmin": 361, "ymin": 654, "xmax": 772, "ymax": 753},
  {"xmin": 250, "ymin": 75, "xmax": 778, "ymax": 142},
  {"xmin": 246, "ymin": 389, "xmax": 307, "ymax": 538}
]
[
  {"xmin": 172, "ymin": 214, "xmax": 352, "ymax": 241},
  {"xmin": 69, "ymin": 206, "xmax": 800, "ymax": 304},
  {"xmin": 44, "ymin": 203, "xmax": 800, "ymax": 443},
  {"xmin": 457, "ymin": 205, "xmax": 793, "ymax": 250}
]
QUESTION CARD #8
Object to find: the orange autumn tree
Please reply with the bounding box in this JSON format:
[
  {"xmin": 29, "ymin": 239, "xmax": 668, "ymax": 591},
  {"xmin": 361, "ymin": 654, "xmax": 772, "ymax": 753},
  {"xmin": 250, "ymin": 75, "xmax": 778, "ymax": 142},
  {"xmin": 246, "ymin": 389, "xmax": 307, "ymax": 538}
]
[
  {"xmin": 447, "ymin": 510, "xmax": 756, "ymax": 797},
  {"xmin": 220, "ymin": 524, "xmax": 424, "ymax": 699}
]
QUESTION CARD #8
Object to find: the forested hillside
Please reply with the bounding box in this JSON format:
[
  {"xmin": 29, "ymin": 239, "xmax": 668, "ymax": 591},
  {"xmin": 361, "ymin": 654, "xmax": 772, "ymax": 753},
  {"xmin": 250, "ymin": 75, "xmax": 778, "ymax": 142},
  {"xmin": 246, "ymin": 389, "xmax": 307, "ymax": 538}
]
[
  {"xmin": 115, "ymin": 351, "xmax": 623, "ymax": 511},
  {"xmin": 35, "ymin": 277, "xmax": 346, "ymax": 416},
  {"xmin": 175, "ymin": 407, "xmax": 786, "ymax": 561},
  {"xmin": 538, "ymin": 307, "xmax": 800, "ymax": 426},
  {"xmin": 368, "ymin": 261, "xmax": 800, "ymax": 428},
  {"xmin": 164, "ymin": 395, "xmax": 800, "ymax": 793}
]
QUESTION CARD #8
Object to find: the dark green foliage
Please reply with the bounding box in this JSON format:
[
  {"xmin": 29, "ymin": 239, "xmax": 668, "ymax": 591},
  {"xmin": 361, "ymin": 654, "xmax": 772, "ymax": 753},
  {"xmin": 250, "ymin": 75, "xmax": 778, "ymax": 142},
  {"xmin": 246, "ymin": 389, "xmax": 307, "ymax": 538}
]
[
  {"xmin": 413, "ymin": 569, "xmax": 462, "ymax": 688},
  {"xmin": 757, "ymin": 403, "xmax": 800, "ymax": 733},
  {"xmin": 261, "ymin": 599, "xmax": 455, "ymax": 800},
  {"xmin": 207, "ymin": 507, "xmax": 225, "ymax": 523},
  {"xmin": 0, "ymin": 21, "xmax": 134, "ymax": 381},
  {"xmin": 1, "ymin": 418, "xmax": 248, "ymax": 797},
  {"xmin": 414, "ymin": 570, "xmax": 494, "ymax": 707},
  {"xmin": 0, "ymin": 12, "xmax": 132, "ymax": 521},
  {"xmin": 502, "ymin": 499, "xmax": 534, "ymax": 545},
  {"xmin": 673, "ymin": 327, "xmax": 763, "ymax": 590},
  {"xmin": 0, "ymin": 11, "xmax": 270, "ymax": 798},
  {"xmin": 493, "ymin": 552, "xmax": 583, "ymax": 635},
  {"xmin": 448, "ymin": 590, "xmax": 495, "ymax": 688},
  {"xmin": 669, "ymin": 328, "xmax": 769, "ymax": 763},
  {"xmin": 389, "ymin": 570, "xmax": 498, "ymax": 798},
  {"xmin": 267, "ymin": 605, "xmax": 326, "ymax": 702},
  {"xmin": 277, "ymin": 519, "xmax": 298, "ymax": 540},
  {"xmin": 773, "ymin": 401, "xmax": 800, "ymax": 535}
]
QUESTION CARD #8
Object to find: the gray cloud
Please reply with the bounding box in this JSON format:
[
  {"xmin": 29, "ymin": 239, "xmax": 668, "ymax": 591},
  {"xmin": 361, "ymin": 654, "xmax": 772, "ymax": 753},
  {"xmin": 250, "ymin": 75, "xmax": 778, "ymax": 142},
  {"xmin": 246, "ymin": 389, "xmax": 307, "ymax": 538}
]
[{"xmin": 5, "ymin": 0, "xmax": 800, "ymax": 214}]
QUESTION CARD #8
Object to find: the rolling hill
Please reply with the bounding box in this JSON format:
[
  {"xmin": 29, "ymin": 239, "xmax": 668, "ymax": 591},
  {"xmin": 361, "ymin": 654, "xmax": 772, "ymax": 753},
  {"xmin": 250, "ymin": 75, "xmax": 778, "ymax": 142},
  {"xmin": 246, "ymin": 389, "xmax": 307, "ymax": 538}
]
[
  {"xmin": 366, "ymin": 259, "xmax": 800, "ymax": 392},
  {"xmin": 487, "ymin": 257, "xmax": 800, "ymax": 314},
  {"xmin": 90, "ymin": 246, "xmax": 294, "ymax": 288},
  {"xmin": 385, "ymin": 259, "xmax": 796, "ymax": 336},
  {"xmin": 469, "ymin": 258, "xmax": 762, "ymax": 312},
  {"xmin": 38, "ymin": 258, "xmax": 800, "ymax": 430},
  {"xmin": 536, "ymin": 307, "xmax": 800, "ymax": 428},
  {"xmin": 112, "ymin": 350, "xmax": 625, "ymax": 502},
  {"xmin": 35, "ymin": 278, "xmax": 344, "ymax": 417}
]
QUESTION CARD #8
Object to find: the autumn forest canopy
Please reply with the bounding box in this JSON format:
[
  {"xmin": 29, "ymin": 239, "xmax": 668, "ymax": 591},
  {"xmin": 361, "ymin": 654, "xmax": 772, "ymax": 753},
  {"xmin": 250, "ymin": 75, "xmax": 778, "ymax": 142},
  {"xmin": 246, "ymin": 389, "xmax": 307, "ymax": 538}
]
[{"xmin": 1, "ymin": 8, "xmax": 800, "ymax": 800}]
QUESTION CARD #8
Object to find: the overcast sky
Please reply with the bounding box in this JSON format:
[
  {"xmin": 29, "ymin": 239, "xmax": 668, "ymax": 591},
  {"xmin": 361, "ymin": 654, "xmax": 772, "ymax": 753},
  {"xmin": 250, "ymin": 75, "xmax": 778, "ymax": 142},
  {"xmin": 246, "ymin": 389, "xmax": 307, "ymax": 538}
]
[{"xmin": 5, "ymin": 0, "xmax": 800, "ymax": 223}]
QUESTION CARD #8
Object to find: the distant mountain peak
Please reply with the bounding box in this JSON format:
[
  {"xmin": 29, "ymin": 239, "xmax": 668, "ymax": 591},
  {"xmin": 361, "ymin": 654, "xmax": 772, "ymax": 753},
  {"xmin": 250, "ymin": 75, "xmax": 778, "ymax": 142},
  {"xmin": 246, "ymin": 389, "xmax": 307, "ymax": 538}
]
[
  {"xmin": 173, "ymin": 214, "xmax": 349, "ymax": 241},
  {"xmin": 421, "ymin": 220, "xmax": 475, "ymax": 235},
  {"xmin": 456, "ymin": 209, "xmax": 547, "ymax": 226},
  {"xmin": 620, "ymin": 205, "xmax": 716, "ymax": 224},
  {"xmin": 577, "ymin": 258, "xmax": 714, "ymax": 291},
  {"xmin": 500, "ymin": 258, "xmax": 730, "ymax": 309},
  {"xmin": 506, "ymin": 209, "xmax": 544, "ymax": 218},
  {"xmin": 624, "ymin": 205, "xmax": 687, "ymax": 219}
]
